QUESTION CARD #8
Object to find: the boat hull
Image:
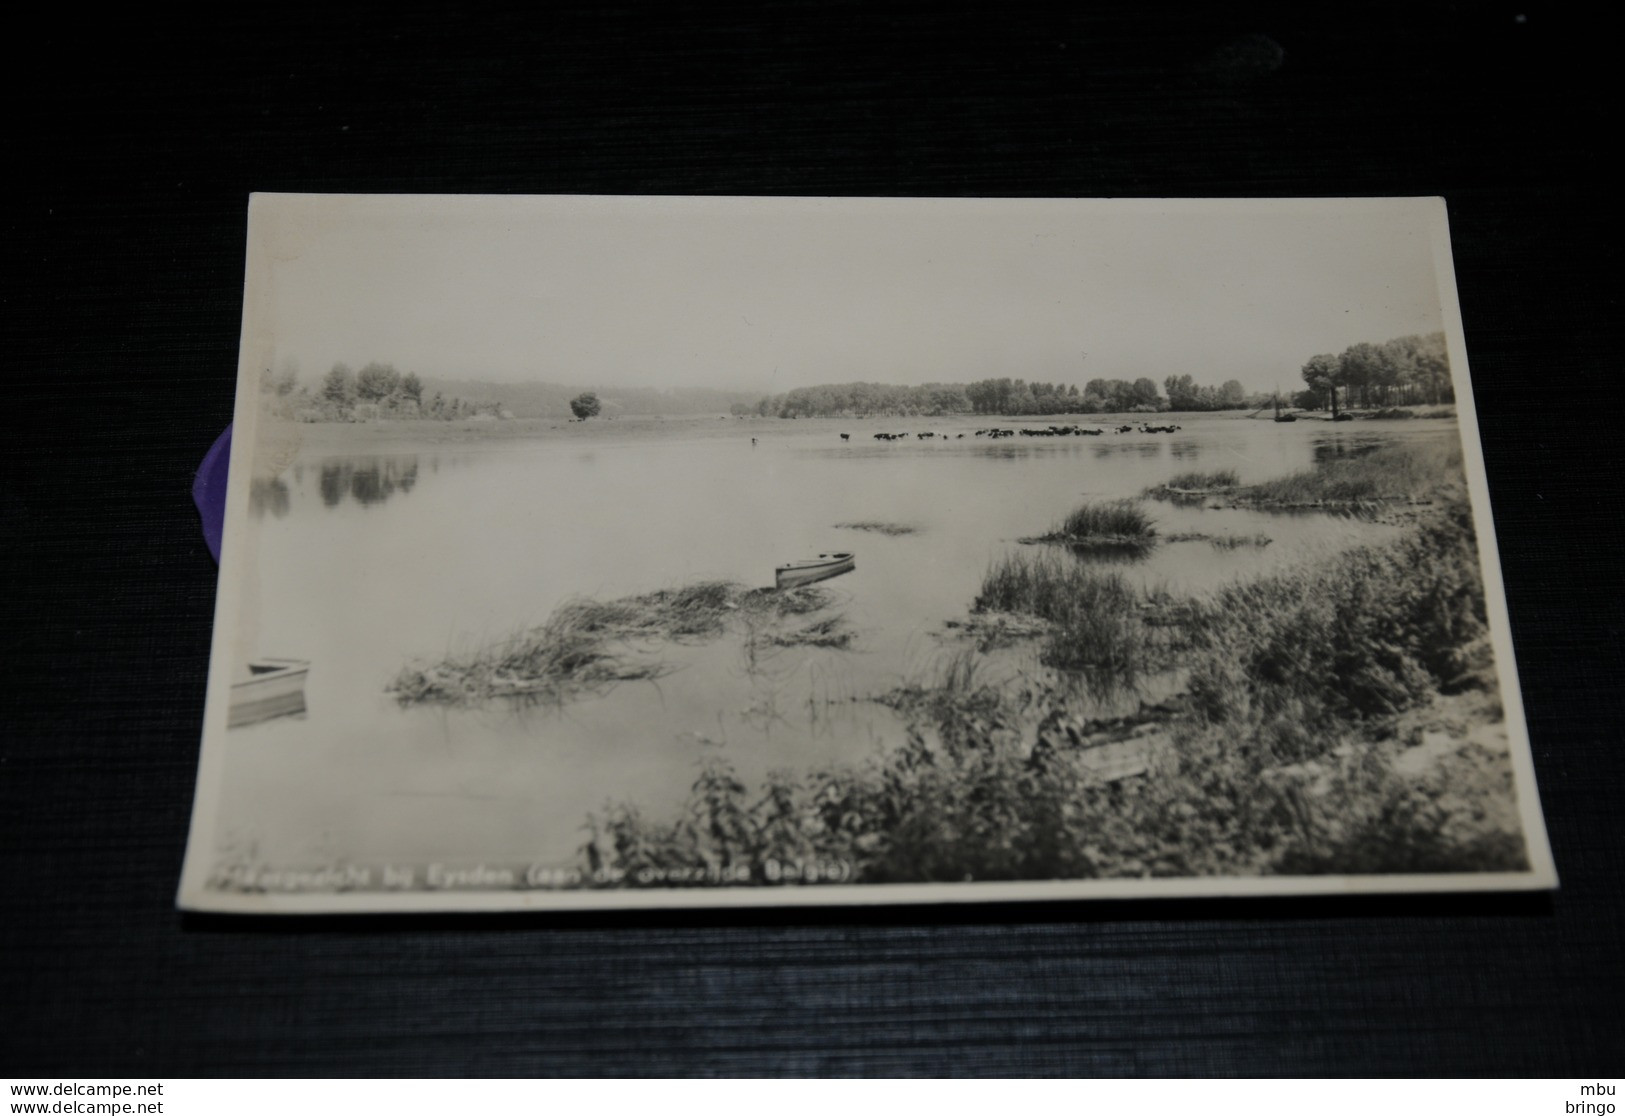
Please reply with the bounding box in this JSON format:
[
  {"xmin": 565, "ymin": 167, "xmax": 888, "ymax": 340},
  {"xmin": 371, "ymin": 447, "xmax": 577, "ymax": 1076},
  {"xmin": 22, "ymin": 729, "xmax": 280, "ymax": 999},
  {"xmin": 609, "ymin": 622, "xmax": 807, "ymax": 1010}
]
[
  {"xmin": 229, "ymin": 658, "xmax": 310, "ymax": 728},
  {"xmin": 775, "ymin": 553, "xmax": 855, "ymax": 589}
]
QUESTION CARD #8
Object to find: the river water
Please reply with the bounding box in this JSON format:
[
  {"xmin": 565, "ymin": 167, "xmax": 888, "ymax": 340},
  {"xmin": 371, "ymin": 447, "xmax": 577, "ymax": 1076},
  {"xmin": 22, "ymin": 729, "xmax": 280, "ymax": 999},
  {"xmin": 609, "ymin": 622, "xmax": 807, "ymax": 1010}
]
[{"xmin": 218, "ymin": 413, "xmax": 1456, "ymax": 870}]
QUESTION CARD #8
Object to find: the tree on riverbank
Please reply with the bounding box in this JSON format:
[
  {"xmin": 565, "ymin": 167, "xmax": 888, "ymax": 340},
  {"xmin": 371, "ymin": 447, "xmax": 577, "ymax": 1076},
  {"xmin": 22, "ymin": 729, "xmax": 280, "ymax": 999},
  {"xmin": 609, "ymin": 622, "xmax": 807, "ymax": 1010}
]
[
  {"xmin": 1162, "ymin": 375, "xmax": 1246, "ymax": 411},
  {"xmin": 570, "ymin": 392, "xmax": 602, "ymax": 420},
  {"xmin": 1301, "ymin": 332, "xmax": 1451, "ymax": 414}
]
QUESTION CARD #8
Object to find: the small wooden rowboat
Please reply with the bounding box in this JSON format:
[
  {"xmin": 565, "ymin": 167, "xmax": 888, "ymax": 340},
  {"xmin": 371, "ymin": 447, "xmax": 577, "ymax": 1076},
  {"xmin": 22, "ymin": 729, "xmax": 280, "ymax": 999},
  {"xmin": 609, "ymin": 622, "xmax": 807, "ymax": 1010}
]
[
  {"xmin": 228, "ymin": 658, "xmax": 309, "ymax": 728},
  {"xmin": 775, "ymin": 552, "xmax": 855, "ymax": 589}
]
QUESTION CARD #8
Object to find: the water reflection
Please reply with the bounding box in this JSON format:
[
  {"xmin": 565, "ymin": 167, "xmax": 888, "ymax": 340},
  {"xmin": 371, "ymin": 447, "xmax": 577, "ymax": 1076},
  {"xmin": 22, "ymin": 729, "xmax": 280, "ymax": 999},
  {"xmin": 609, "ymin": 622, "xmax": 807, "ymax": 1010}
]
[
  {"xmin": 1058, "ymin": 542, "xmax": 1157, "ymax": 566},
  {"xmin": 248, "ymin": 478, "xmax": 290, "ymax": 519},
  {"xmin": 973, "ymin": 443, "xmax": 1102, "ymax": 461},
  {"xmin": 1091, "ymin": 441, "xmax": 1166, "ymax": 459},
  {"xmin": 1311, "ymin": 437, "xmax": 1386, "ymax": 464},
  {"xmin": 317, "ymin": 456, "xmax": 420, "ymax": 509}
]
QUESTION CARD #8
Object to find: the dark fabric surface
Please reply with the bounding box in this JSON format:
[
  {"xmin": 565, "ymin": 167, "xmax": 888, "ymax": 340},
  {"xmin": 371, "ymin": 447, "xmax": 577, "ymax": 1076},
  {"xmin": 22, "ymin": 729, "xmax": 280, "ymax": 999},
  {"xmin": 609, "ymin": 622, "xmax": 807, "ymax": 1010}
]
[{"xmin": 3, "ymin": 3, "xmax": 1620, "ymax": 1077}]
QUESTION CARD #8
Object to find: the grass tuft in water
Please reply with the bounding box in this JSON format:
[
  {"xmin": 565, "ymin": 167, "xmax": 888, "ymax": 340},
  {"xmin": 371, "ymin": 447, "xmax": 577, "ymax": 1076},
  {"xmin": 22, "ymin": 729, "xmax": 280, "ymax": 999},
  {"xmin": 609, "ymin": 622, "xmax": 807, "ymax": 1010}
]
[
  {"xmin": 765, "ymin": 614, "xmax": 855, "ymax": 649},
  {"xmin": 1146, "ymin": 469, "xmax": 1240, "ymax": 499},
  {"xmin": 834, "ymin": 521, "xmax": 919, "ymax": 536},
  {"xmin": 1025, "ymin": 500, "xmax": 1157, "ymax": 549},
  {"xmin": 974, "ymin": 552, "xmax": 1160, "ymax": 687},
  {"xmin": 390, "ymin": 581, "xmax": 840, "ymax": 707}
]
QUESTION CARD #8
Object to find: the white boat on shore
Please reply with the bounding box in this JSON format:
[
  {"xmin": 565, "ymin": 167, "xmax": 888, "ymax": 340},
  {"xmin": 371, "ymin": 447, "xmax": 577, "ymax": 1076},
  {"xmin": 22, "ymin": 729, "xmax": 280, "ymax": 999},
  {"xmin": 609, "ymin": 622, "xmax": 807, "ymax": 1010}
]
[
  {"xmin": 775, "ymin": 552, "xmax": 855, "ymax": 589},
  {"xmin": 228, "ymin": 658, "xmax": 309, "ymax": 728}
]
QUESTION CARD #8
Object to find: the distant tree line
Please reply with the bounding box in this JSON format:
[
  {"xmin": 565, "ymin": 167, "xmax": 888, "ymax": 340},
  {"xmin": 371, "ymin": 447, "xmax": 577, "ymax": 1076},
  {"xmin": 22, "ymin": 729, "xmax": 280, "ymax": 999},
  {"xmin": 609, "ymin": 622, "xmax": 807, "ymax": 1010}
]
[
  {"xmin": 261, "ymin": 366, "xmax": 770, "ymax": 421},
  {"xmin": 736, "ymin": 381, "xmax": 976, "ymax": 418},
  {"xmin": 259, "ymin": 362, "xmax": 506, "ymax": 422},
  {"xmin": 1161, "ymin": 375, "xmax": 1248, "ymax": 411},
  {"xmin": 737, "ymin": 375, "xmax": 1269, "ymax": 417},
  {"xmin": 740, "ymin": 379, "xmax": 1108, "ymax": 418},
  {"xmin": 1298, "ymin": 332, "xmax": 1451, "ymax": 417}
]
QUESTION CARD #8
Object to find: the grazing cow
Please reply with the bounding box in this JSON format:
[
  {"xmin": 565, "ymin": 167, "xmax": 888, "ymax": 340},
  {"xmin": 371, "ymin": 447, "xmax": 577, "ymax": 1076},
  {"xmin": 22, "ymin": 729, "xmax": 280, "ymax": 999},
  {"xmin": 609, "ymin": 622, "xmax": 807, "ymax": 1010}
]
[{"xmin": 839, "ymin": 433, "xmax": 850, "ymax": 441}]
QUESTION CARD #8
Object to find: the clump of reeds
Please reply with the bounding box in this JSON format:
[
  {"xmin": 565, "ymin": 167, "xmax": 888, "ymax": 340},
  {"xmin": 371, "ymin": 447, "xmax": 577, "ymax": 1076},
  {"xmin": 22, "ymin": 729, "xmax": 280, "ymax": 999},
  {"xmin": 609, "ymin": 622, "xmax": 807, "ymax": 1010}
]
[
  {"xmin": 974, "ymin": 553, "xmax": 1158, "ymax": 685},
  {"xmin": 388, "ymin": 616, "xmax": 670, "ymax": 708},
  {"xmin": 390, "ymin": 580, "xmax": 841, "ymax": 707},
  {"xmin": 1235, "ymin": 439, "xmax": 1462, "ymax": 508},
  {"xmin": 834, "ymin": 521, "xmax": 919, "ymax": 536},
  {"xmin": 766, "ymin": 615, "xmax": 855, "ymax": 649},
  {"xmin": 1165, "ymin": 531, "xmax": 1273, "ymax": 549},
  {"xmin": 1149, "ymin": 469, "xmax": 1241, "ymax": 497},
  {"xmin": 1145, "ymin": 470, "xmax": 1240, "ymax": 502},
  {"xmin": 1025, "ymin": 499, "xmax": 1157, "ymax": 549}
]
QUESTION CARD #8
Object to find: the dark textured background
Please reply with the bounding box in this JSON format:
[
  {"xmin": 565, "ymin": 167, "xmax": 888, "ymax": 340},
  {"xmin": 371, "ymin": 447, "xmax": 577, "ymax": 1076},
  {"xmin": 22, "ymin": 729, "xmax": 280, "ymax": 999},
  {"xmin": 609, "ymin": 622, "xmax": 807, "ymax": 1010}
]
[{"xmin": 3, "ymin": 3, "xmax": 1621, "ymax": 1076}]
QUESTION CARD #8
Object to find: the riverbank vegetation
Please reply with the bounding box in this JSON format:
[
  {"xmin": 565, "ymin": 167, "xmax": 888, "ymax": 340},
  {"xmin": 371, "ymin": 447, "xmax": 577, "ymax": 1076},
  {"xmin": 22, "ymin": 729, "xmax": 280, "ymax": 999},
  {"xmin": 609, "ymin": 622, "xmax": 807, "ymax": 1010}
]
[
  {"xmin": 1228, "ymin": 439, "xmax": 1461, "ymax": 509},
  {"xmin": 578, "ymin": 430, "xmax": 1524, "ymax": 886}
]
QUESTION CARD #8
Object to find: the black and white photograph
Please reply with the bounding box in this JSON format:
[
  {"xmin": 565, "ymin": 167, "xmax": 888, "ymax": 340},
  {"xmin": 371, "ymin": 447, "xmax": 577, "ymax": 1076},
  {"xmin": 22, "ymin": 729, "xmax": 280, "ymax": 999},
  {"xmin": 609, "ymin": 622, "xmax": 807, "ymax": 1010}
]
[{"xmin": 177, "ymin": 193, "xmax": 1555, "ymax": 912}]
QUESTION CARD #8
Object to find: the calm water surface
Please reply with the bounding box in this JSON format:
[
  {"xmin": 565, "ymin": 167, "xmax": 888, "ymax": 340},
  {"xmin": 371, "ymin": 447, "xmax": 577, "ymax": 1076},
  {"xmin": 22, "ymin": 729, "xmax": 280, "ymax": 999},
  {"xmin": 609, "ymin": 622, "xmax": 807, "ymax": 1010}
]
[{"xmin": 222, "ymin": 415, "xmax": 1454, "ymax": 868}]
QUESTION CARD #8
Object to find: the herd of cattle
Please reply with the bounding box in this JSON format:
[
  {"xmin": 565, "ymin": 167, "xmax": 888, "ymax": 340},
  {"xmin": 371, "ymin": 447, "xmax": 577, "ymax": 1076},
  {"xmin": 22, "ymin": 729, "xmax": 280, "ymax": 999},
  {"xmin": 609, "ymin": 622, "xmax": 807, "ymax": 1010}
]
[{"xmin": 839, "ymin": 423, "xmax": 1184, "ymax": 442}]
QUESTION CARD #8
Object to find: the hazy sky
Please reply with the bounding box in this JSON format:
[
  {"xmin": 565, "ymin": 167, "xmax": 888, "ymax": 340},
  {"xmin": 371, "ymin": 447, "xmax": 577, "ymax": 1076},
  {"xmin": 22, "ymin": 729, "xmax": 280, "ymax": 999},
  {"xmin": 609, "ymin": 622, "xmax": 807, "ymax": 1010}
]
[{"xmin": 251, "ymin": 195, "xmax": 1453, "ymax": 396}]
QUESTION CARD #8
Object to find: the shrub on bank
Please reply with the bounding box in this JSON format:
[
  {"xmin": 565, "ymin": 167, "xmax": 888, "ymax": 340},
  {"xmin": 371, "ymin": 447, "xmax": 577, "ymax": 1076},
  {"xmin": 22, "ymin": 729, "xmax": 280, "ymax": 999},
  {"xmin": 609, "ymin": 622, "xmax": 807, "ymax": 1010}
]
[{"xmin": 1185, "ymin": 502, "xmax": 1488, "ymax": 742}]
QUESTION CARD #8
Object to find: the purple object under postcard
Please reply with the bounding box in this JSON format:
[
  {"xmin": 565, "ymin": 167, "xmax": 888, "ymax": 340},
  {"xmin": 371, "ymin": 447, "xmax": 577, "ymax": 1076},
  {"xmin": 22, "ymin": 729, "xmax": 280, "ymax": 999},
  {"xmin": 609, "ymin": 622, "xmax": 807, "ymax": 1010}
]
[{"xmin": 193, "ymin": 425, "xmax": 231, "ymax": 562}]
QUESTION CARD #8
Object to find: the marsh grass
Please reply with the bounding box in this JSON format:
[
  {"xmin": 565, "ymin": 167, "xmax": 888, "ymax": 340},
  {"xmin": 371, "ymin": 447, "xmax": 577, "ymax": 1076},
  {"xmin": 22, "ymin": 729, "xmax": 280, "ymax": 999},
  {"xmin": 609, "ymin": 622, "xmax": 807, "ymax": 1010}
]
[
  {"xmin": 1235, "ymin": 439, "xmax": 1462, "ymax": 508},
  {"xmin": 974, "ymin": 553, "xmax": 1166, "ymax": 689},
  {"xmin": 1164, "ymin": 531, "xmax": 1272, "ymax": 549},
  {"xmin": 835, "ymin": 521, "xmax": 919, "ymax": 536},
  {"xmin": 1021, "ymin": 501, "xmax": 1158, "ymax": 558},
  {"xmin": 765, "ymin": 614, "xmax": 855, "ymax": 649},
  {"xmin": 390, "ymin": 581, "xmax": 839, "ymax": 707},
  {"xmin": 1146, "ymin": 469, "xmax": 1240, "ymax": 499},
  {"xmin": 1027, "ymin": 500, "xmax": 1157, "ymax": 549}
]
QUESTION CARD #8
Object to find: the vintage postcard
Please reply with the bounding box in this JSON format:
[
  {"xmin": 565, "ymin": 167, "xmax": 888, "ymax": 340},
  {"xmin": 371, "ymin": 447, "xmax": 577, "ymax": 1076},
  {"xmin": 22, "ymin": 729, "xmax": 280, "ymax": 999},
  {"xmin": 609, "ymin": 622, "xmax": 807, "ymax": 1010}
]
[{"xmin": 178, "ymin": 195, "xmax": 1556, "ymax": 912}]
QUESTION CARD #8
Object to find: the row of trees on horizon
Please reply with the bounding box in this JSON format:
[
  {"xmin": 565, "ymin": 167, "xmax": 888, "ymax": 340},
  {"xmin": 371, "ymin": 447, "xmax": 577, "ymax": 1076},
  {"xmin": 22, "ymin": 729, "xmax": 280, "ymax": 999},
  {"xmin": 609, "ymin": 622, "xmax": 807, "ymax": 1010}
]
[
  {"xmin": 258, "ymin": 362, "xmax": 762, "ymax": 421},
  {"xmin": 742, "ymin": 332, "xmax": 1451, "ymax": 418},
  {"xmin": 738, "ymin": 375, "xmax": 1257, "ymax": 418},
  {"xmin": 260, "ymin": 362, "xmax": 506, "ymax": 422},
  {"xmin": 257, "ymin": 331, "xmax": 1453, "ymax": 423}
]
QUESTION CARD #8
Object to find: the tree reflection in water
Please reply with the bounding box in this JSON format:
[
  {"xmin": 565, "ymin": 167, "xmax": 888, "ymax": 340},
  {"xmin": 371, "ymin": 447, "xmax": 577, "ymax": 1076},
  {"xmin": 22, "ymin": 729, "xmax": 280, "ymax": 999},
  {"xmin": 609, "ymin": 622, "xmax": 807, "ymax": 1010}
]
[
  {"xmin": 248, "ymin": 477, "xmax": 291, "ymax": 519},
  {"xmin": 316, "ymin": 456, "xmax": 420, "ymax": 509}
]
